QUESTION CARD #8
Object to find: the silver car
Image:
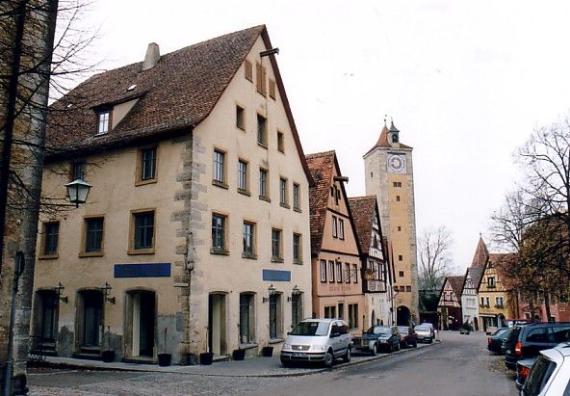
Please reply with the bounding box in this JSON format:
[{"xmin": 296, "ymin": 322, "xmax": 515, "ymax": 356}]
[
  {"xmin": 414, "ymin": 323, "xmax": 435, "ymax": 343},
  {"xmin": 280, "ymin": 319, "xmax": 352, "ymax": 367},
  {"xmin": 520, "ymin": 342, "xmax": 570, "ymax": 395}
]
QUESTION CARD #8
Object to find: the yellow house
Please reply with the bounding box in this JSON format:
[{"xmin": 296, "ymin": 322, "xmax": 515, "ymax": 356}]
[
  {"xmin": 32, "ymin": 26, "xmax": 313, "ymax": 364},
  {"xmin": 477, "ymin": 253, "xmax": 518, "ymax": 332}
]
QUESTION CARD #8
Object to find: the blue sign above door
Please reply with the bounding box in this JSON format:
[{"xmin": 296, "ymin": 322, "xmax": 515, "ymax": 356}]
[
  {"xmin": 262, "ymin": 269, "xmax": 291, "ymax": 282},
  {"xmin": 114, "ymin": 263, "xmax": 171, "ymax": 278}
]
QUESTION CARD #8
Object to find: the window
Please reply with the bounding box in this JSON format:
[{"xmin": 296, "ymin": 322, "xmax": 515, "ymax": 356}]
[
  {"xmin": 293, "ymin": 183, "xmax": 301, "ymax": 211},
  {"xmin": 480, "ymin": 297, "xmax": 485, "ymax": 307},
  {"xmin": 259, "ymin": 168, "xmax": 269, "ymax": 200},
  {"xmin": 396, "ymin": 195, "xmax": 401, "ymax": 202},
  {"xmin": 293, "ymin": 233, "xmax": 302, "ymax": 264},
  {"xmin": 271, "ymin": 228, "xmax": 282, "ymax": 261},
  {"xmin": 399, "ymin": 271, "xmax": 404, "ymax": 278},
  {"xmin": 338, "ymin": 219, "xmax": 345, "ymax": 240},
  {"xmin": 97, "ymin": 110, "xmax": 110, "ymax": 135},
  {"xmin": 551, "ymin": 325, "xmax": 570, "ymax": 343},
  {"xmin": 320, "ymin": 260, "xmax": 327, "ymax": 282},
  {"xmin": 70, "ymin": 161, "xmax": 85, "ymax": 181},
  {"xmin": 244, "ymin": 60, "xmax": 253, "ymax": 82},
  {"xmin": 332, "ymin": 216, "xmax": 338, "ymax": 238},
  {"xmin": 277, "ymin": 131, "xmax": 284, "ymax": 152},
  {"xmin": 398, "ymin": 255, "xmax": 403, "ymax": 261},
  {"xmin": 138, "ymin": 147, "xmax": 157, "ymax": 182},
  {"xmin": 348, "ymin": 304, "xmax": 359, "ymax": 329},
  {"xmin": 526, "ymin": 327, "xmax": 549, "ymax": 343},
  {"xmin": 345, "ymin": 263, "xmax": 351, "ymax": 284},
  {"xmin": 213, "ymin": 150, "xmax": 226, "ymax": 185},
  {"xmin": 352, "ymin": 264, "xmax": 358, "ymax": 283},
  {"xmin": 236, "ymin": 105, "xmax": 245, "ymax": 130},
  {"xmin": 495, "ymin": 297, "xmax": 504, "ymax": 307},
  {"xmin": 397, "ymin": 226, "xmax": 402, "ymax": 231},
  {"xmin": 257, "ymin": 114, "xmax": 267, "ymax": 146},
  {"xmin": 406, "ymin": 286, "xmax": 411, "ymax": 292},
  {"xmin": 291, "ymin": 293, "xmax": 302, "ymax": 327},
  {"xmin": 393, "ymin": 182, "xmax": 402, "ymax": 187},
  {"xmin": 42, "ymin": 222, "xmax": 59, "ymax": 257},
  {"xmin": 237, "ymin": 160, "xmax": 248, "ymax": 193},
  {"xmin": 337, "ymin": 303, "xmax": 344, "ymax": 320},
  {"xmin": 279, "ymin": 177, "xmax": 288, "ymax": 207},
  {"xmin": 269, "ymin": 293, "xmax": 282, "ymax": 339},
  {"xmin": 328, "ymin": 260, "xmax": 335, "ymax": 283},
  {"xmin": 487, "ymin": 277, "xmax": 496, "ymax": 288},
  {"xmin": 485, "ymin": 297, "xmax": 490, "ymax": 307},
  {"xmin": 239, "ymin": 293, "xmax": 255, "ymax": 344},
  {"xmin": 324, "ymin": 306, "xmax": 336, "ymax": 319},
  {"xmin": 132, "ymin": 211, "xmax": 155, "ymax": 252},
  {"xmin": 336, "ymin": 262, "xmax": 343, "ymax": 283},
  {"xmin": 242, "ymin": 222, "xmax": 256, "ymax": 258},
  {"xmin": 211, "ymin": 213, "xmax": 227, "ymax": 253},
  {"xmin": 83, "ymin": 217, "xmax": 104, "ymax": 254},
  {"xmin": 256, "ymin": 62, "xmax": 267, "ymax": 96},
  {"xmin": 269, "ymin": 79, "xmax": 276, "ymax": 99}
]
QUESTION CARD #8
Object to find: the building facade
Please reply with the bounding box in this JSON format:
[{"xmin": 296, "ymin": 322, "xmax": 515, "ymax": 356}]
[
  {"xmin": 348, "ymin": 196, "xmax": 393, "ymax": 327},
  {"xmin": 363, "ymin": 122, "xmax": 419, "ymax": 325},
  {"xmin": 437, "ymin": 276, "xmax": 464, "ymax": 330},
  {"xmin": 460, "ymin": 237, "xmax": 488, "ymax": 331},
  {"xmin": 306, "ymin": 151, "xmax": 365, "ymax": 333},
  {"xmin": 32, "ymin": 26, "xmax": 313, "ymax": 364}
]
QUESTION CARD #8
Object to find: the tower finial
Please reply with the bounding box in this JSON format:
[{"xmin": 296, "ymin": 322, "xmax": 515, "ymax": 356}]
[{"xmin": 384, "ymin": 114, "xmax": 387, "ymax": 128}]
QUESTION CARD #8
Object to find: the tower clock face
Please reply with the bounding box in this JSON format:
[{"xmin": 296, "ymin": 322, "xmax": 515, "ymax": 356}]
[{"xmin": 387, "ymin": 154, "xmax": 406, "ymax": 174}]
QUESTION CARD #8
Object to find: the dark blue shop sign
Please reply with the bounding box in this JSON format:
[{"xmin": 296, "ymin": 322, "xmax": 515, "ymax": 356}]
[
  {"xmin": 262, "ymin": 269, "xmax": 291, "ymax": 282},
  {"xmin": 114, "ymin": 263, "xmax": 171, "ymax": 278}
]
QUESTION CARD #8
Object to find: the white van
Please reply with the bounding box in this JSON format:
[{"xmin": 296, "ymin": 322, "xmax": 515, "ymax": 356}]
[{"xmin": 280, "ymin": 319, "xmax": 352, "ymax": 367}]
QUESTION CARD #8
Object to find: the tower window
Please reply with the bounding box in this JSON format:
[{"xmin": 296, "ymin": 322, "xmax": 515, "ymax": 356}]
[
  {"xmin": 398, "ymin": 255, "xmax": 403, "ymax": 261},
  {"xmin": 396, "ymin": 195, "xmax": 401, "ymax": 202},
  {"xmin": 397, "ymin": 226, "xmax": 402, "ymax": 231},
  {"xmin": 399, "ymin": 271, "xmax": 404, "ymax": 277}
]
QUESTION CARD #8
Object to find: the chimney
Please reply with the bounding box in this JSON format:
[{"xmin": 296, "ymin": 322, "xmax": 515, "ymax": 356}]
[{"xmin": 142, "ymin": 42, "xmax": 160, "ymax": 71}]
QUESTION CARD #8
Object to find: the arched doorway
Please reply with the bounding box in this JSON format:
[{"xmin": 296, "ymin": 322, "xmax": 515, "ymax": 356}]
[
  {"xmin": 397, "ymin": 306, "xmax": 411, "ymax": 326},
  {"xmin": 498, "ymin": 313, "xmax": 505, "ymax": 328}
]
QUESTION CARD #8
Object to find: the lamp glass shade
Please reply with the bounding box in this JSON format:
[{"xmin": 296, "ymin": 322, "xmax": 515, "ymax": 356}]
[{"xmin": 65, "ymin": 179, "xmax": 92, "ymax": 205}]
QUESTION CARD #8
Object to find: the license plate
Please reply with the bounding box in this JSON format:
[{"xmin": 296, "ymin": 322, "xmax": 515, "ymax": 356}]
[
  {"xmin": 380, "ymin": 340, "xmax": 387, "ymax": 343},
  {"xmin": 293, "ymin": 353, "xmax": 304, "ymax": 358}
]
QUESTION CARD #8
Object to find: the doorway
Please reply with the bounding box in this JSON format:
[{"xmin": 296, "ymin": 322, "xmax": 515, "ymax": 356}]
[
  {"xmin": 34, "ymin": 290, "xmax": 59, "ymax": 351},
  {"xmin": 77, "ymin": 290, "xmax": 104, "ymax": 353},
  {"xmin": 397, "ymin": 305, "xmax": 411, "ymax": 326},
  {"xmin": 126, "ymin": 290, "xmax": 156, "ymax": 359},
  {"xmin": 208, "ymin": 293, "xmax": 227, "ymax": 356}
]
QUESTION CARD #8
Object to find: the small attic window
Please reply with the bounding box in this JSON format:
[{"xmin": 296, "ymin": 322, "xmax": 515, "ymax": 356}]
[
  {"xmin": 66, "ymin": 103, "xmax": 73, "ymax": 109},
  {"xmin": 97, "ymin": 110, "xmax": 111, "ymax": 135},
  {"xmin": 127, "ymin": 84, "xmax": 137, "ymax": 91}
]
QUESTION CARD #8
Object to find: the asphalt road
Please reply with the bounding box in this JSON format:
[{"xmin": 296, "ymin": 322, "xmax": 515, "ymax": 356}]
[{"xmin": 29, "ymin": 331, "xmax": 517, "ymax": 396}]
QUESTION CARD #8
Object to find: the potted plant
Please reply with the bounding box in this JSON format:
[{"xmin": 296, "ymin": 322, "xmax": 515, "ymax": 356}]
[
  {"xmin": 199, "ymin": 327, "xmax": 213, "ymax": 365},
  {"xmin": 158, "ymin": 328, "xmax": 172, "ymax": 366},
  {"xmin": 232, "ymin": 348, "xmax": 245, "ymax": 361},
  {"xmin": 102, "ymin": 326, "xmax": 115, "ymax": 362}
]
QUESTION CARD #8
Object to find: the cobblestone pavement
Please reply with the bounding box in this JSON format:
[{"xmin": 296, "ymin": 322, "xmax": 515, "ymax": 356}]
[{"xmin": 29, "ymin": 332, "xmax": 515, "ymax": 395}]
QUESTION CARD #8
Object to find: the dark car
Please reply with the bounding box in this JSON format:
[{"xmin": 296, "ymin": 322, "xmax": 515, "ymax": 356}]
[
  {"xmin": 504, "ymin": 322, "xmax": 570, "ymax": 369},
  {"xmin": 397, "ymin": 326, "xmax": 418, "ymax": 348},
  {"xmin": 353, "ymin": 325, "xmax": 401, "ymax": 354},
  {"xmin": 487, "ymin": 327, "xmax": 512, "ymax": 354}
]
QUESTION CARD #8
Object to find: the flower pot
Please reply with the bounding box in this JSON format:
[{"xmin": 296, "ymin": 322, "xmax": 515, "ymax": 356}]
[
  {"xmin": 102, "ymin": 350, "xmax": 115, "ymax": 363},
  {"xmin": 199, "ymin": 352, "xmax": 213, "ymax": 365},
  {"xmin": 261, "ymin": 346, "xmax": 273, "ymax": 357},
  {"xmin": 232, "ymin": 349, "xmax": 246, "ymax": 361},
  {"xmin": 158, "ymin": 353, "xmax": 172, "ymax": 366}
]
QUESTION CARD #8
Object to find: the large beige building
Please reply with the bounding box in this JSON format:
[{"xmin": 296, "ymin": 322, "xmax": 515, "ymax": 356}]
[
  {"xmin": 363, "ymin": 122, "xmax": 419, "ymax": 325},
  {"xmin": 32, "ymin": 26, "xmax": 313, "ymax": 364}
]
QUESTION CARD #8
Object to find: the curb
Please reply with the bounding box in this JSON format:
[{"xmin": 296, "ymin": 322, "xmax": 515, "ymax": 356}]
[{"xmin": 31, "ymin": 341, "xmax": 441, "ymax": 379}]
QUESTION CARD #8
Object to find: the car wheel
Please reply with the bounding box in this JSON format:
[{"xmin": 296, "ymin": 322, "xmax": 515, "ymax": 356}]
[
  {"xmin": 413, "ymin": 341, "xmax": 418, "ymax": 348},
  {"xmin": 281, "ymin": 359, "xmax": 290, "ymax": 368},
  {"xmin": 396, "ymin": 342, "xmax": 401, "ymax": 351},
  {"xmin": 324, "ymin": 350, "xmax": 334, "ymax": 368},
  {"xmin": 371, "ymin": 343, "xmax": 378, "ymax": 356},
  {"xmin": 342, "ymin": 347, "xmax": 351, "ymax": 363}
]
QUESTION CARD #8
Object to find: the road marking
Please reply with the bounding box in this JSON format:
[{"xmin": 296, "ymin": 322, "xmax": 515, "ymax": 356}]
[{"xmin": 29, "ymin": 369, "xmax": 81, "ymax": 376}]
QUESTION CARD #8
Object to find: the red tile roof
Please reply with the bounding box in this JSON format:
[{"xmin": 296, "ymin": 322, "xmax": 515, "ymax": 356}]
[
  {"xmin": 471, "ymin": 237, "xmax": 489, "ymax": 267},
  {"xmin": 348, "ymin": 196, "xmax": 378, "ymax": 254},
  {"xmin": 447, "ymin": 275, "xmax": 466, "ymax": 298},
  {"xmin": 364, "ymin": 124, "xmax": 412, "ymax": 156}
]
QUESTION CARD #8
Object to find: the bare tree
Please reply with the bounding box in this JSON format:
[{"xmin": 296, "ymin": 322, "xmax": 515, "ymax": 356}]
[{"xmin": 418, "ymin": 226, "xmax": 454, "ymax": 290}]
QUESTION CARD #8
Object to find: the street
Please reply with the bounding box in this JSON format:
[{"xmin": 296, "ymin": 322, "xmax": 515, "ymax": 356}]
[{"xmin": 29, "ymin": 332, "xmax": 517, "ymax": 396}]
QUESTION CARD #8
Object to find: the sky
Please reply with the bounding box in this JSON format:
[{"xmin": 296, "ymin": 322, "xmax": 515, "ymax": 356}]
[{"xmin": 72, "ymin": 0, "xmax": 570, "ymax": 272}]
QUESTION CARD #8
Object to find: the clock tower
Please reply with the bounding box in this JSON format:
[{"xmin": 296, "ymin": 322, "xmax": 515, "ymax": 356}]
[{"xmin": 363, "ymin": 120, "xmax": 419, "ymax": 325}]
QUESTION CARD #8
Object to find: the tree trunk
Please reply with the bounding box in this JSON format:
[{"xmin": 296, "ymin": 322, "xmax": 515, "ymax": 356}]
[{"xmin": 544, "ymin": 291, "xmax": 552, "ymax": 322}]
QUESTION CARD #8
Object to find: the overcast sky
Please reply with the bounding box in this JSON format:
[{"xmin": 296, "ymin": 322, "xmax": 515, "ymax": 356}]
[{"xmin": 75, "ymin": 0, "xmax": 570, "ymax": 272}]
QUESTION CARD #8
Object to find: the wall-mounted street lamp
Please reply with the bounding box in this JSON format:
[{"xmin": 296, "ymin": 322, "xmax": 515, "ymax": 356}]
[
  {"xmin": 55, "ymin": 282, "xmax": 68, "ymax": 303},
  {"xmin": 262, "ymin": 284, "xmax": 276, "ymax": 303},
  {"xmin": 65, "ymin": 178, "xmax": 92, "ymax": 208},
  {"xmin": 100, "ymin": 282, "xmax": 115, "ymax": 304},
  {"xmin": 287, "ymin": 285, "xmax": 300, "ymax": 302}
]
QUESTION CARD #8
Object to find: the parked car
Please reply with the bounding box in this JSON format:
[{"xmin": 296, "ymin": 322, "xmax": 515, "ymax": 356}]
[
  {"xmin": 280, "ymin": 319, "xmax": 352, "ymax": 368},
  {"xmin": 505, "ymin": 322, "xmax": 570, "ymax": 370},
  {"xmin": 353, "ymin": 325, "xmax": 400, "ymax": 354},
  {"xmin": 414, "ymin": 323, "xmax": 435, "ymax": 343},
  {"xmin": 515, "ymin": 357, "xmax": 537, "ymax": 390},
  {"xmin": 398, "ymin": 326, "xmax": 418, "ymax": 348},
  {"xmin": 520, "ymin": 342, "xmax": 570, "ymax": 396},
  {"xmin": 487, "ymin": 327, "xmax": 512, "ymax": 354}
]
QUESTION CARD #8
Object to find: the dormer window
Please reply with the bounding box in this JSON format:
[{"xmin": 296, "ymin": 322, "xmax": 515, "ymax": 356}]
[{"xmin": 97, "ymin": 110, "xmax": 111, "ymax": 135}]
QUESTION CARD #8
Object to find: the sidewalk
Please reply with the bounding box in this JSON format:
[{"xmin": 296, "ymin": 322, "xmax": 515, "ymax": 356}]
[{"xmin": 34, "ymin": 341, "xmax": 438, "ymax": 378}]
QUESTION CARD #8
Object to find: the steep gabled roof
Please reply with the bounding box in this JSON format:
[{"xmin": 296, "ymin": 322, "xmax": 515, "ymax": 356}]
[
  {"xmin": 465, "ymin": 266, "xmax": 484, "ymax": 291},
  {"xmin": 348, "ymin": 196, "xmax": 378, "ymax": 254},
  {"xmin": 46, "ymin": 25, "xmax": 313, "ymax": 183},
  {"xmin": 364, "ymin": 123, "xmax": 412, "ymax": 157},
  {"xmin": 442, "ymin": 275, "xmax": 466, "ymax": 299},
  {"xmin": 471, "ymin": 236, "xmax": 489, "ymax": 267}
]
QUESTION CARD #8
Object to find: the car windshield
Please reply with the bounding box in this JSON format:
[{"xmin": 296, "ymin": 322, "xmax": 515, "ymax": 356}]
[
  {"xmin": 415, "ymin": 325, "xmax": 430, "ymax": 331},
  {"xmin": 289, "ymin": 321, "xmax": 330, "ymax": 336},
  {"xmin": 498, "ymin": 328, "xmax": 513, "ymax": 339},
  {"xmin": 491, "ymin": 328, "xmax": 507, "ymax": 336},
  {"xmin": 367, "ymin": 326, "xmax": 391, "ymax": 335},
  {"xmin": 523, "ymin": 356, "xmax": 557, "ymax": 395},
  {"xmin": 398, "ymin": 326, "xmax": 409, "ymax": 333}
]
